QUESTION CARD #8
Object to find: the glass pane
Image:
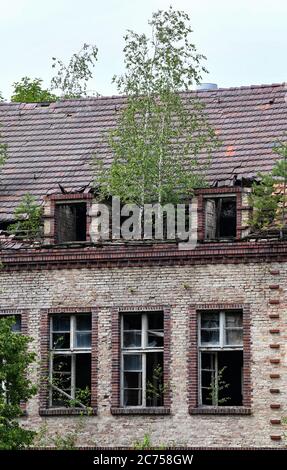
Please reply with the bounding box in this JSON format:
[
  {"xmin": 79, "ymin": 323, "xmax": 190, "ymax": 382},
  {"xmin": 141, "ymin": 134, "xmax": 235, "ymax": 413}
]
[
  {"xmin": 76, "ymin": 314, "xmax": 91, "ymax": 331},
  {"xmin": 123, "ymin": 354, "xmax": 142, "ymax": 371},
  {"xmin": 225, "ymin": 329, "xmax": 243, "ymax": 345},
  {"xmin": 124, "ymin": 389, "xmax": 142, "ymax": 406},
  {"xmin": 147, "ymin": 330, "xmax": 164, "ymax": 347},
  {"xmin": 123, "ymin": 314, "xmax": 141, "ymax": 330},
  {"xmin": 11, "ymin": 316, "xmax": 21, "ymax": 332},
  {"xmin": 52, "ymin": 332, "xmax": 70, "ymax": 349},
  {"xmin": 123, "ymin": 331, "xmax": 141, "ymax": 348},
  {"xmin": 75, "ymin": 332, "xmax": 91, "ymax": 348},
  {"xmin": 124, "ymin": 372, "xmax": 142, "ymax": 388},
  {"xmin": 225, "ymin": 312, "xmax": 242, "ymax": 328},
  {"xmin": 201, "ymin": 313, "xmax": 219, "ymax": 329},
  {"xmin": 52, "ymin": 315, "xmax": 70, "ymax": 332},
  {"xmin": 201, "ymin": 352, "xmax": 216, "ymax": 370},
  {"xmin": 148, "ymin": 312, "xmax": 163, "ymax": 330},
  {"xmin": 201, "ymin": 329, "xmax": 219, "ymax": 345}
]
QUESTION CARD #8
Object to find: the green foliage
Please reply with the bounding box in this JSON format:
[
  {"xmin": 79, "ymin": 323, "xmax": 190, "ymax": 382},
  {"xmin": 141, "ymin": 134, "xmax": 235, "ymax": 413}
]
[
  {"xmin": 51, "ymin": 43, "xmax": 98, "ymax": 98},
  {"xmin": 249, "ymin": 173, "xmax": 280, "ymax": 230},
  {"xmin": 207, "ymin": 366, "xmax": 230, "ymax": 406},
  {"xmin": 0, "ymin": 316, "xmax": 37, "ymax": 449},
  {"xmin": 35, "ymin": 412, "xmax": 91, "ymax": 449},
  {"xmin": 0, "ymin": 91, "xmax": 3, "ymax": 101},
  {"xmin": 146, "ymin": 364, "xmax": 167, "ymax": 403},
  {"xmin": 68, "ymin": 386, "xmax": 91, "ymax": 408},
  {"xmin": 8, "ymin": 194, "xmax": 42, "ymax": 240},
  {"xmin": 250, "ymin": 140, "xmax": 287, "ymax": 234},
  {"xmin": 133, "ymin": 433, "xmax": 166, "ymax": 450},
  {"xmin": 11, "ymin": 77, "xmax": 58, "ymax": 103},
  {"xmin": 95, "ymin": 7, "xmax": 218, "ymax": 206},
  {"xmin": 133, "ymin": 433, "xmax": 153, "ymax": 450}
]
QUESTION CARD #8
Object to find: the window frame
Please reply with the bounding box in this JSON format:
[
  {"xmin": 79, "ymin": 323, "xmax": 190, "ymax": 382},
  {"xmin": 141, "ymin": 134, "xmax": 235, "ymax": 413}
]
[
  {"xmin": 195, "ymin": 187, "xmax": 242, "ymax": 242},
  {"xmin": 204, "ymin": 194, "xmax": 237, "ymax": 241},
  {"xmin": 198, "ymin": 310, "xmax": 243, "ymax": 407},
  {"xmin": 49, "ymin": 313, "xmax": 92, "ymax": 408},
  {"xmin": 111, "ymin": 305, "xmax": 171, "ymax": 415},
  {"xmin": 188, "ymin": 303, "xmax": 252, "ymax": 415},
  {"xmin": 40, "ymin": 307, "xmax": 98, "ymax": 416},
  {"xmin": 120, "ymin": 312, "xmax": 164, "ymax": 408},
  {"xmin": 43, "ymin": 193, "xmax": 92, "ymax": 245}
]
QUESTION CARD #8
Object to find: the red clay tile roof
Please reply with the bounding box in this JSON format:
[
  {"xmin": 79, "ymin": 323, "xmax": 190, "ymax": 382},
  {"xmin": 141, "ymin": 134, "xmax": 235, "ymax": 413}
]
[{"xmin": 0, "ymin": 83, "xmax": 286, "ymax": 220}]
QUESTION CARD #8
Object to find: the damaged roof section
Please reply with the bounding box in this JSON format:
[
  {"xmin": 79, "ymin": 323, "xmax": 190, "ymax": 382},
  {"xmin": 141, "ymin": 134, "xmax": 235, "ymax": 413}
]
[{"xmin": 0, "ymin": 83, "xmax": 286, "ymax": 220}]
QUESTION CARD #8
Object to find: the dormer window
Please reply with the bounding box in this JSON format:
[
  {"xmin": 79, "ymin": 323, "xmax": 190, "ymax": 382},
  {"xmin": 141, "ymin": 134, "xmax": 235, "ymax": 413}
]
[
  {"xmin": 204, "ymin": 196, "xmax": 237, "ymax": 240},
  {"xmin": 55, "ymin": 202, "xmax": 87, "ymax": 243}
]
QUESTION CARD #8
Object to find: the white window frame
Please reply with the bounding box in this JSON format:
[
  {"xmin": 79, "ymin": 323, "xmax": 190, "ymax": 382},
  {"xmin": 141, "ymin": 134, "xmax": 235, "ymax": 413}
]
[
  {"xmin": 120, "ymin": 312, "xmax": 164, "ymax": 408},
  {"xmin": 198, "ymin": 310, "xmax": 243, "ymax": 406},
  {"xmin": 49, "ymin": 314, "xmax": 91, "ymax": 407}
]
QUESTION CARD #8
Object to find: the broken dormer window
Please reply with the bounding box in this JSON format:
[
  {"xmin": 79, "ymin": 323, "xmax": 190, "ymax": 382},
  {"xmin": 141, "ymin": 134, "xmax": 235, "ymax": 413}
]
[
  {"xmin": 205, "ymin": 196, "xmax": 236, "ymax": 240},
  {"xmin": 55, "ymin": 202, "xmax": 87, "ymax": 243}
]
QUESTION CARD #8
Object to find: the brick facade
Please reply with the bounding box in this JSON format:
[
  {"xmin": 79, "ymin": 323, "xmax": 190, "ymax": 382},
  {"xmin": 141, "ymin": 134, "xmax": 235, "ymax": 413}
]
[{"xmin": 0, "ymin": 257, "xmax": 286, "ymax": 447}]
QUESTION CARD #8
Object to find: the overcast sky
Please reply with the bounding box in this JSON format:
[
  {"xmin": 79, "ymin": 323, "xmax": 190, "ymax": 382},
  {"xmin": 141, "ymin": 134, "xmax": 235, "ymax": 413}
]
[{"xmin": 0, "ymin": 0, "xmax": 286, "ymax": 100}]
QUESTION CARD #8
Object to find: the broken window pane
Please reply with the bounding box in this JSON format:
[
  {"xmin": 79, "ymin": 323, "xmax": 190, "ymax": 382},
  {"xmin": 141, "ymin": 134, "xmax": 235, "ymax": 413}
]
[
  {"xmin": 201, "ymin": 329, "xmax": 220, "ymax": 345},
  {"xmin": 123, "ymin": 331, "xmax": 142, "ymax": 348},
  {"xmin": 147, "ymin": 312, "xmax": 164, "ymax": 347},
  {"xmin": 201, "ymin": 313, "xmax": 219, "ymax": 329},
  {"xmin": 52, "ymin": 332, "xmax": 70, "ymax": 349}
]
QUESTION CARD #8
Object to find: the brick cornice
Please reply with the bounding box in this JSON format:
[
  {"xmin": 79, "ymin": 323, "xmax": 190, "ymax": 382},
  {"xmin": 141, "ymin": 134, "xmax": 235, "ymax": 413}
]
[{"xmin": 2, "ymin": 240, "xmax": 287, "ymax": 270}]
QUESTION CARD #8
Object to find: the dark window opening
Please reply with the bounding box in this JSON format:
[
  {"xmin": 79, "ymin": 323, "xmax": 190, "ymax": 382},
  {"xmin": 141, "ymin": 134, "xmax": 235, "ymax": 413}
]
[
  {"xmin": 205, "ymin": 197, "xmax": 236, "ymax": 240},
  {"xmin": 201, "ymin": 351, "xmax": 243, "ymax": 406},
  {"xmin": 55, "ymin": 202, "xmax": 87, "ymax": 243}
]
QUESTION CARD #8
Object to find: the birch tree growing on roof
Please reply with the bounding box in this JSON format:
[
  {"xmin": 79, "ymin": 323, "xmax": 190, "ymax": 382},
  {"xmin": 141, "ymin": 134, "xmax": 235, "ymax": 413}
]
[{"xmin": 95, "ymin": 6, "xmax": 219, "ymax": 208}]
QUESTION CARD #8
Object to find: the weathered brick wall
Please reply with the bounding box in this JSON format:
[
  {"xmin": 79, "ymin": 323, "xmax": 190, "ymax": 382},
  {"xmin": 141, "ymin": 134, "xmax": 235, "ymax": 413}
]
[{"xmin": 0, "ymin": 261, "xmax": 286, "ymax": 448}]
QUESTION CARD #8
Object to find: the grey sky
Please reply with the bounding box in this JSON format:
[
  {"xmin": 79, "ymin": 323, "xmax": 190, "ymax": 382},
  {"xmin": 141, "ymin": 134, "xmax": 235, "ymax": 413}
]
[{"xmin": 0, "ymin": 0, "xmax": 286, "ymax": 100}]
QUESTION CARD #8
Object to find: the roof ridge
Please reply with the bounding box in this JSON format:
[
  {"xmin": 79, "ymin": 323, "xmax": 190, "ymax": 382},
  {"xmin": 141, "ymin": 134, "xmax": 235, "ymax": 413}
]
[{"xmin": 0, "ymin": 82, "xmax": 285, "ymax": 106}]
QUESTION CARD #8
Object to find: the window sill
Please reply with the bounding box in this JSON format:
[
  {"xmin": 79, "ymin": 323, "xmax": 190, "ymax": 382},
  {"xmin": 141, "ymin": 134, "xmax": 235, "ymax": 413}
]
[
  {"xmin": 39, "ymin": 407, "xmax": 97, "ymax": 416},
  {"xmin": 111, "ymin": 407, "xmax": 171, "ymax": 416},
  {"xmin": 189, "ymin": 406, "xmax": 252, "ymax": 416}
]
